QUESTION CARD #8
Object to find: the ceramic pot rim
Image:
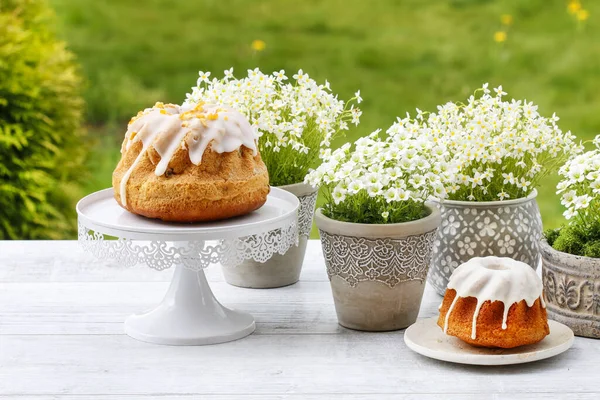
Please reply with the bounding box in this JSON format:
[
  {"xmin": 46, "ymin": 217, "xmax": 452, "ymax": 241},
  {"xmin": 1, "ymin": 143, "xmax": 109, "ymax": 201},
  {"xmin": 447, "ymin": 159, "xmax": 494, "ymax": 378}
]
[
  {"xmin": 314, "ymin": 203, "xmax": 441, "ymax": 238},
  {"xmin": 275, "ymin": 181, "xmax": 317, "ymax": 197},
  {"xmin": 540, "ymin": 239, "xmax": 600, "ymax": 272},
  {"xmin": 437, "ymin": 189, "xmax": 538, "ymax": 207}
]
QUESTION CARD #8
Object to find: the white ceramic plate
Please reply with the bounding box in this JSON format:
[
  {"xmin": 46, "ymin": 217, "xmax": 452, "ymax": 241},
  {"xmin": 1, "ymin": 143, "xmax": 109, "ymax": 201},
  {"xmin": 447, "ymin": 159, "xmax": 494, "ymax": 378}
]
[{"xmin": 404, "ymin": 317, "xmax": 574, "ymax": 365}]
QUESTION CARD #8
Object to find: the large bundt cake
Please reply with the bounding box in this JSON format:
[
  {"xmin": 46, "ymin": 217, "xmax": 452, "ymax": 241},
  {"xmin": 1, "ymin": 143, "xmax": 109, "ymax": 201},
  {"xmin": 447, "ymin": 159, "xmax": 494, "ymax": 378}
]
[
  {"xmin": 437, "ymin": 256, "xmax": 549, "ymax": 348},
  {"xmin": 112, "ymin": 102, "xmax": 270, "ymax": 222}
]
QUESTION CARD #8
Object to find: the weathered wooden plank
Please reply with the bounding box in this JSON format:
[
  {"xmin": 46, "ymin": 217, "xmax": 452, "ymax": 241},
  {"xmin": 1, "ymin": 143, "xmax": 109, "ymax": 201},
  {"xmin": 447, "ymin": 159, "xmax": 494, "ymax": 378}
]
[
  {"xmin": 0, "ymin": 334, "xmax": 596, "ymax": 397},
  {"xmin": 3, "ymin": 395, "xmax": 599, "ymax": 400},
  {"xmin": 0, "ymin": 281, "xmax": 441, "ymax": 335}
]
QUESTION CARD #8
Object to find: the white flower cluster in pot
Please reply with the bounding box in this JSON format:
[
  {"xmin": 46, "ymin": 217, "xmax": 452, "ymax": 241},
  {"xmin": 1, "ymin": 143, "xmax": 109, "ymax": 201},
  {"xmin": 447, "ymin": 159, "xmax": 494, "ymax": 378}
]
[
  {"xmin": 392, "ymin": 84, "xmax": 579, "ymax": 201},
  {"xmin": 305, "ymin": 125, "xmax": 453, "ymax": 224},
  {"xmin": 183, "ymin": 68, "xmax": 361, "ymax": 186},
  {"xmin": 557, "ymin": 136, "xmax": 600, "ymax": 224}
]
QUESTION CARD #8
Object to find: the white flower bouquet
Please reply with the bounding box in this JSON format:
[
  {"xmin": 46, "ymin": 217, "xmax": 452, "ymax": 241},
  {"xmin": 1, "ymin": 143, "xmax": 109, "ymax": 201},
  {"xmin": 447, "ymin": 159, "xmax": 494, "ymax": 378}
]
[
  {"xmin": 305, "ymin": 124, "xmax": 451, "ymax": 224},
  {"xmin": 184, "ymin": 68, "xmax": 362, "ymax": 186},
  {"xmin": 392, "ymin": 84, "xmax": 578, "ymax": 201},
  {"xmin": 548, "ymin": 136, "xmax": 600, "ymax": 257}
]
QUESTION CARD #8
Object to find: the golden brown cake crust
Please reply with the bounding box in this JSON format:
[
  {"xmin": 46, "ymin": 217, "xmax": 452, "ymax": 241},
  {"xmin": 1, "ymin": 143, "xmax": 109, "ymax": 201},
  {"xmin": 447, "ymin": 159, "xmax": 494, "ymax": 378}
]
[
  {"xmin": 437, "ymin": 289, "xmax": 550, "ymax": 349},
  {"xmin": 112, "ymin": 140, "xmax": 270, "ymax": 222}
]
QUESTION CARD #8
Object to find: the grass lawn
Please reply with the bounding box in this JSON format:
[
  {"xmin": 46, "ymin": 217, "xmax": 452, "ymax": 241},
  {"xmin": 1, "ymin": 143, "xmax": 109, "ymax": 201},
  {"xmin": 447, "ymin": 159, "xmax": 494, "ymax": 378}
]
[{"xmin": 50, "ymin": 0, "xmax": 600, "ymax": 235}]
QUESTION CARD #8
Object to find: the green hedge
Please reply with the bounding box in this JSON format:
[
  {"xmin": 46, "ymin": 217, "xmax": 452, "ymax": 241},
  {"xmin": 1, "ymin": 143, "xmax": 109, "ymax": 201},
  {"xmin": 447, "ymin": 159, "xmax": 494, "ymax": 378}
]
[{"xmin": 0, "ymin": 0, "xmax": 86, "ymax": 239}]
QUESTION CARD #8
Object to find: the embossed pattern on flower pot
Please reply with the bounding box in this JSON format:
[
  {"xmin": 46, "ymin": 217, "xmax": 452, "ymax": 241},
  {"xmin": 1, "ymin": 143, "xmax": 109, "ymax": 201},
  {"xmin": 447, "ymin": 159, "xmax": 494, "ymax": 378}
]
[
  {"xmin": 320, "ymin": 230, "xmax": 436, "ymax": 288},
  {"xmin": 428, "ymin": 192, "xmax": 543, "ymax": 295},
  {"xmin": 297, "ymin": 190, "xmax": 318, "ymax": 238},
  {"xmin": 541, "ymin": 240, "xmax": 600, "ymax": 339}
]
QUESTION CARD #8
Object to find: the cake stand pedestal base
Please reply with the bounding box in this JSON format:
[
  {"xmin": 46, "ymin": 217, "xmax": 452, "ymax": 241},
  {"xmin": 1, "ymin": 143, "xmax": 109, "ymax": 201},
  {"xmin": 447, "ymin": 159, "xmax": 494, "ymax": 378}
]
[
  {"xmin": 78, "ymin": 188, "xmax": 298, "ymax": 345},
  {"xmin": 124, "ymin": 265, "xmax": 255, "ymax": 345}
]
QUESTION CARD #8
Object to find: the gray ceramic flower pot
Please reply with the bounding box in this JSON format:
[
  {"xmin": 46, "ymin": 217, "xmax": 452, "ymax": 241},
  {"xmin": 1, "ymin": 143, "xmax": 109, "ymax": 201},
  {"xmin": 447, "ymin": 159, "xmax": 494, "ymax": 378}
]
[
  {"xmin": 428, "ymin": 190, "xmax": 542, "ymax": 295},
  {"xmin": 541, "ymin": 240, "xmax": 600, "ymax": 338},
  {"xmin": 315, "ymin": 205, "xmax": 441, "ymax": 331},
  {"xmin": 221, "ymin": 182, "xmax": 318, "ymax": 288}
]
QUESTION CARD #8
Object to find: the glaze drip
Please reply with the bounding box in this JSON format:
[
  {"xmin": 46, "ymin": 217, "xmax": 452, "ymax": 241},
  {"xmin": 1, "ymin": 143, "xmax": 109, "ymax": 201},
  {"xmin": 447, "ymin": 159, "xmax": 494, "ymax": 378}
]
[
  {"xmin": 119, "ymin": 102, "xmax": 258, "ymax": 206},
  {"xmin": 441, "ymin": 256, "xmax": 545, "ymax": 340}
]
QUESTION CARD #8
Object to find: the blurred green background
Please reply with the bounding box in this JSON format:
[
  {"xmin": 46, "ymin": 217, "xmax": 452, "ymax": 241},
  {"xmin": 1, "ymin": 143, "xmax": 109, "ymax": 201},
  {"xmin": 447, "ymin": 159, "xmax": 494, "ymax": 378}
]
[{"xmin": 13, "ymin": 0, "xmax": 600, "ymax": 238}]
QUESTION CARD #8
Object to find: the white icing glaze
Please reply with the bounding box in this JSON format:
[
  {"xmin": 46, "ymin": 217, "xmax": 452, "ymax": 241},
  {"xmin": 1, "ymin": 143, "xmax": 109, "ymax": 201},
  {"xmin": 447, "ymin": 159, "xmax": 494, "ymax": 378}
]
[
  {"xmin": 442, "ymin": 256, "xmax": 545, "ymax": 340},
  {"xmin": 118, "ymin": 102, "xmax": 258, "ymax": 206}
]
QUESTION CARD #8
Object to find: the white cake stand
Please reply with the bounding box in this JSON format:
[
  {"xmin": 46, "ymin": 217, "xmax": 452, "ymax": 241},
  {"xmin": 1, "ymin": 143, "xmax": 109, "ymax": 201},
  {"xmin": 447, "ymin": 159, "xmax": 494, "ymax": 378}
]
[{"xmin": 77, "ymin": 188, "xmax": 299, "ymax": 345}]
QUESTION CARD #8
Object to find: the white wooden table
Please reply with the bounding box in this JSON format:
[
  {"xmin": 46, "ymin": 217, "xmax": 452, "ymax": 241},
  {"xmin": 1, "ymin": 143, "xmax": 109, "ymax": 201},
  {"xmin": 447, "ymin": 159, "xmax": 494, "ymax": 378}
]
[{"xmin": 1, "ymin": 241, "xmax": 598, "ymax": 399}]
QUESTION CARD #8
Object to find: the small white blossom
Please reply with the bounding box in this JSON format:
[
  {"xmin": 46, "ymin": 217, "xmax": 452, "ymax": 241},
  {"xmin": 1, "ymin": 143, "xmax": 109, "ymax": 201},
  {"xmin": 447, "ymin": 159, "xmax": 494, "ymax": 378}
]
[
  {"xmin": 274, "ymin": 69, "xmax": 287, "ymax": 81},
  {"xmin": 502, "ymin": 172, "xmax": 515, "ymax": 185},
  {"xmin": 564, "ymin": 209, "xmax": 578, "ymax": 220},
  {"xmin": 198, "ymin": 71, "xmax": 211, "ymax": 83},
  {"xmin": 348, "ymin": 181, "xmax": 363, "ymax": 194},
  {"xmin": 494, "ymin": 85, "xmax": 507, "ymax": 97},
  {"xmin": 332, "ymin": 186, "xmax": 347, "ymax": 204},
  {"xmin": 517, "ymin": 178, "xmax": 531, "ymax": 190},
  {"xmin": 355, "ymin": 90, "xmax": 363, "ymax": 104},
  {"xmin": 384, "ymin": 188, "xmax": 398, "ymax": 203}
]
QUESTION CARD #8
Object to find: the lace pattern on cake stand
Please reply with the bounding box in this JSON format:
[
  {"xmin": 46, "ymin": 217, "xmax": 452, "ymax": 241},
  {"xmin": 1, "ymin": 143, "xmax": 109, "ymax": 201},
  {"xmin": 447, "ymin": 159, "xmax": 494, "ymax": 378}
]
[
  {"xmin": 78, "ymin": 220, "xmax": 298, "ymax": 271},
  {"xmin": 225, "ymin": 191, "xmax": 315, "ymax": 260},
  {"xmin": 319, "ymin": 229, "xmax": 437, "ymax": 288}
]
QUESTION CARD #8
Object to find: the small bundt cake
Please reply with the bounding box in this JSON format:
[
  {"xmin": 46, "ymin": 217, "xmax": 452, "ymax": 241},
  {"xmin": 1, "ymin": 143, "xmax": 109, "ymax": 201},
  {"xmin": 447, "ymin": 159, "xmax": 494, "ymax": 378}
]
[
  {"xmin": 112, "ymin": 102, "xmax": 270, "ymax": 222},
  {"xmin": 437, "ymin": 256, "xmax": 549, "ymax": 348}
]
